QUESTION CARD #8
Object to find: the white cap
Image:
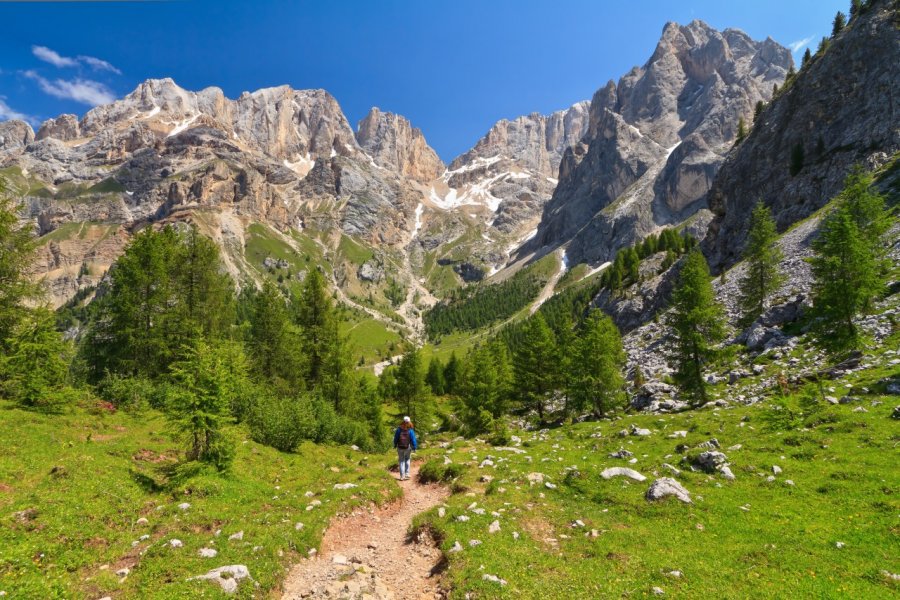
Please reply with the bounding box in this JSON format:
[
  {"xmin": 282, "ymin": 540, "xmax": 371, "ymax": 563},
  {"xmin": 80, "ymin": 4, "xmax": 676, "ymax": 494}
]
[{"xmin": 403, "ymin": 416, "xmax": 411, "ymax": 423}]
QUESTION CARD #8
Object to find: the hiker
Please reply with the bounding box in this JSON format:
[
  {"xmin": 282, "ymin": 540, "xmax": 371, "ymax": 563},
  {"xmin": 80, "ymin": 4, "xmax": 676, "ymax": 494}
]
[{"xmin": 393, "ymin": 416, "xmax": 418, "ymax": 480}]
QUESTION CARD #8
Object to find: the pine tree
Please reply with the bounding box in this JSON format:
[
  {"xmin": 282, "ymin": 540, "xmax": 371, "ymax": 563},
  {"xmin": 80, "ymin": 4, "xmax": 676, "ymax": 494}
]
[
  {"xmin": 513, "ymin": 313, "xmax": 557, "ymax": 423},
  {"xmin": 294, "ymin": 268, "xmax": 334, "ymax": 385},
  {"xmin": 84, "ymin": 226, "xmax": 180, "ymax": 379},
  {"xmin": 247, "ymin": 281, "xmax": 305, "ymax": 393},
  {"xmin": 395, "ymin": 347, "xmax": 428, "ymax": 425},
  {"xmin": 425, "ymin": 356, "xmax": 445, "ymax": 395},
  {"xmin": 173, "ymin": 225, "xmax": 235, "ymax": 346},
  {"xmin": 667, "ymin": 250, "xmax": 727, "ymax": 404},
  {"xmin": 1, "ymin": 308, "xmax": 72, "ymax": 411},
  {"xmin": 571, "ymin": 310, "xmax": 626, "ymax": 417},
  {"xmin": 0, "ymin": 188, "xmax": 39, "ymax": 351},
  {"xmin": 802, "ymin": 48, "xmax": 812, "ymax": 68},
  {"xmin": 809, "ymin": 167, "xmax": 893, "ymax": 354},
  {"xmin": 754, "ymin": 100, "xmax": 765, "ymax": 122},
  {"xmin": 443, "ymin": 352, "xmax": 462, "ymax": 396},
  {"xmin": 737, "ymin": 203, "xmax": 785, "ymax": 327},
  {"xmin": 850, "ymin": 0, "xmax": 862, "ymax": 20},
  {"xmin": 832, "ymin": 11, "xmax": 846, "ymax": 36},
  {"xmin": 166, "ymin": 339, "xmax": 244, "ymax": 469},
  {"xmin": 554, "ymin": 313, "xmax": 577, "ymax": 413},
  {"xmin": 735, "ymin": 116, "xmax": 747, "ymax": 144}
]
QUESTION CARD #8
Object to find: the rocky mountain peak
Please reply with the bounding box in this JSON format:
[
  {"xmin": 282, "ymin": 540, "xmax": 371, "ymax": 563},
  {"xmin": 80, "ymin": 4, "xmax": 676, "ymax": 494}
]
[
  {"xmin": 355, "ymin": 107, "xmax": 444, "ymax": 184},
  {"xmin": 449, "ymin": 102, "xmax": 589, "ymax": 177},
  {"xmin": 525, "ymin": 19, "xmax": 792, "ymax": 267},
  {"xmin": 705, "ymin": 0, "xmax": 900, "ymax": 270}
]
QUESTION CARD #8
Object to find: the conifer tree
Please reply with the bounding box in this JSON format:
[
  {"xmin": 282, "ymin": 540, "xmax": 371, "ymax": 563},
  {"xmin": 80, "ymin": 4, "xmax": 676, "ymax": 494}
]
[
  {"xmin": 754, "ymin": 100, "xmax": 765, "ymax": 122},
  {"xmin": 84, "ymin": 226, "xmax": 180, "ymax": 379},
  {"xmin": 809, "ymin": 167, "xmax": 893, "ymax": 354},
  {"xmin": 850, "ymin": 0, "xmax": 862, "ymax": 20},
  {"xmin": 247, "ymin": 281, "xmax": 305, "ymax": 393},
  {"xmin": 738, "ymin": 202, "xmax": 785, "ymax": 327},
  {"xmin": 832, "ymin": 11, "xmax": 846, "ymax": 36},
  {"xmin": 735, "ymin": 116, "xmax": 747, "ymax": 144},
  {"xmin": 167, "ymin": 339, "xmax": 244, "ymax": 469},
  {"xmin": 425, "ymin": 356, "xmax": 445, "ymax": 396},
  {"xmin": 2, "ymin": 308, "xmax": 72, "ymax": 411},
  {"xmin": 295, "ymin": 268, "xmax": 334, "ymax": 385},
  {"xmin": 173, "ymin": 225, "xmax": 235, "ymax": 345},
  {"xmin": 571, "ymin": 310, "xmax": 626, "ymax": 417},
  {"xmin": 513, "ymin": 313, "xmax": 557, "ymax": 423},
  {"xmin": 0, "ymin": 188, "xmax": 39, "ymax": 350},
  {"xmin": 667, "ymin": 250, "xmax": 726, "ymax": 404},
  {"xmin": 395, "ymin": 347, "xmax": 428, "ymax": 425},
  {"xmin": 802, "ymin": 48, "xmax": 812, "ymax": 68},
  {"xmin": 443, "ymin": 352, "xmax": 463, "ymax": 396}
]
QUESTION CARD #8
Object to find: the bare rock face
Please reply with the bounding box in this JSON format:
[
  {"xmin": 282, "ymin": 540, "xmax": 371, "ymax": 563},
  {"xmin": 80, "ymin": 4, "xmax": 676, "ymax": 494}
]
[
  {"xmin": 705, "ymin": 0, "xmax": 900, "ymax": 270},
  {"xmin": 528, "ymin": 20, "xmax": 791, "ymax": 266},
  {"xmin": 36, "ymin": 114, "xmax": 81, "ymax": 141},
  {"xmin": 1, "ymin": 77, "xmax": 429, "ymax": 307},
  {"xmin": 450, "ymin": 102, "xmax": 589, "ymax": 177},
  {"xmin": 423, "ymin": 101, "xmax": 589, "ymax": 254},
  {"xmin": 356, "ymin": 107, "xmax": 444, "ymax": 184},
  {"xmin": 0, "ymin": 120, "xmax": 35, "ymax": 153}
]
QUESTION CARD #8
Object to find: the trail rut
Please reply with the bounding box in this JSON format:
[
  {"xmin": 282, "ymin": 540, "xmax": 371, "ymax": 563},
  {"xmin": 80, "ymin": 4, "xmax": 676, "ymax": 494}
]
[{"xmin": 281, "ymin": 464, "xmax": 449, "ymax": 599}]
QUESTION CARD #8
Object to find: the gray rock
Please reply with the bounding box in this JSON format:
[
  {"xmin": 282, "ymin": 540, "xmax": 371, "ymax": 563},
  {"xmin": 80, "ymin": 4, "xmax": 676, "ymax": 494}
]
[
  {"xmin": 694, "ymin": 451, "xmax": 728, "ymax": 473},
  {"xmin": 528, "ymin": 21, "xmax": 790, "ymax": 269},
  {"xmin": 601, "ymin": 467, "xmax": 647, "ymax": 482},
  {"xmin": 707, "ymin": 1, "xmax": 900, "ymax": 270},
  {"xmin": 187, "ymin": 565, "xmax": 252, "ymax": 595},
  {"xmin": 646, "ymin": 478, "xmax": 692, "ymax": 504},
  {"xmin": 199, "ymin": 548, "xmax": 218, "ymax": 558}
]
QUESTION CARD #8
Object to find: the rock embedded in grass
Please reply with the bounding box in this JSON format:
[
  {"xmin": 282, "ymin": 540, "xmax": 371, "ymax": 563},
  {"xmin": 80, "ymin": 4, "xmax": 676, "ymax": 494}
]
[
  {"xmin": 188, "ymin": 565, "xmax": 252, "ymax": 595},
  {"xmin": 488, "ymin": 520, "xmax": 501, "ymax": 533},
  {"xmin": 601, "ymin": 467, "xmax": 647, "ymax": 482},
  {"xmin": 645, "ymin": 478, "xmax": 692, "ymax": 504},
  {"xmin": 228, "ymin": 530, "xmax": 244, "ymax": 541},
  {"xmin": 199, "ymin": 548, "xmax": 218, "ymax": 558}
]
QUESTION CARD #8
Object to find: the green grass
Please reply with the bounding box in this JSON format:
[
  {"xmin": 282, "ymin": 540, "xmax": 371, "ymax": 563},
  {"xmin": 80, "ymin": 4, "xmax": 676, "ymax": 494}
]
[
  {"xmin": 337, "ymin": 235, "xmax": 374, "ymax": 266},
  {"xmin": 415, "ymin": 378, "xmax": 900, "ymax": 597},
  {"xmin": 340, "ymin": 316, "xmax": 403, "ymax": 365},
  {"xmin": 0, "ymin": 405, "xmax": 398, "ymax": 599}
]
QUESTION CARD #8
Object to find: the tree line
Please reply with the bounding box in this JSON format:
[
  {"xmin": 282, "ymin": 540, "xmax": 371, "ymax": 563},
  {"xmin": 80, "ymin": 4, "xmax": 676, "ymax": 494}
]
[
  {"xmin": 395, "ymin": 165, "xmax": 894, "ymax": 430},
  {"xmin": 0, "ymin": 184, "xmax": 388, "ymax": 471}
]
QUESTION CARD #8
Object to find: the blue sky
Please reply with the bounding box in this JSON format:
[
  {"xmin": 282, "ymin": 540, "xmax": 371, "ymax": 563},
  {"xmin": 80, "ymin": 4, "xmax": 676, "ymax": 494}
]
[{"xmin": 0, "ymin": 0, "xmax": 846, "ymax": 162}]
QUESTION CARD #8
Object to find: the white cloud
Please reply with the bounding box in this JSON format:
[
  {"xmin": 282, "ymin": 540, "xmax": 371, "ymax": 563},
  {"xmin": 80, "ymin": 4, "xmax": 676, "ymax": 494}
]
[
  {"xmin": 788, "ymin": 36, "xmax": 814, "ymax": 53},
  {"xmin": 32, "ymin": 45, "xmax": 121, "ymax": 75},
  {"xmin": 32, "ymin": 45, "xmax": 79, "ymax": 68},
  {"xmin": 24, "ymin": 70, "xmax": 116, "ymax": 106},
  {"xmin": 0, "ymin": 98, "xmax": 36, "ymax": 124},
  {"xmin": 78, "ymin": 55, "xmax": 122, "ymax": 75}
]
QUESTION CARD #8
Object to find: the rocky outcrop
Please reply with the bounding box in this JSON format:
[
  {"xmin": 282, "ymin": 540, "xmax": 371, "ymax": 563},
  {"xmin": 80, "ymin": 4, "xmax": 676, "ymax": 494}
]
[
  {"xmin": 705, "ymin": 0, "xmax": 900, "ymax": 270},
  {"xmin": 449, "ymin": 102, "xmax": 589, "ymax": 177},
  {"xmin": 528, "ymin": 20, "xmax": 791, "ymax": 266},
  {"xmin": 356, "ymin": 107, "xmax": 444, "ymax": 184},
  {"xmin": 0, "ymin": 78, "xmax": 428, "ymax": 307},
  {"xmin": 0, "ymin": 120, "xmax": 35, "ymax": 153},
  {"xmin": 36, "ymin": 114, "xmax": 81, "ymax": 141}
]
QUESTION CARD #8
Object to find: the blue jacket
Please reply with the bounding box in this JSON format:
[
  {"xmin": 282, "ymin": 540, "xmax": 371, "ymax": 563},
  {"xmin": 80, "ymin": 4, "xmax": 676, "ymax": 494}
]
[{"xmin": 393, "ymin": 427, "xmax": 417, "ymax": 450}]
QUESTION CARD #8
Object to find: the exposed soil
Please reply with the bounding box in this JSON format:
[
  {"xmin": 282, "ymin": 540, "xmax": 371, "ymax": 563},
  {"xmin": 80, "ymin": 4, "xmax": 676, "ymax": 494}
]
[{"xmin": 281, "ymin": 463, "xmax": 449, "ymax": 599}]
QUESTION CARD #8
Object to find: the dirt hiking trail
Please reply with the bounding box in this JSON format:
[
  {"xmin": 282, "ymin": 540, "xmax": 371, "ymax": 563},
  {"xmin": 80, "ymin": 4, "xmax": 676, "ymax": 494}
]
[{"xmin": 281, "ymin": 463, "xmax": 450, "ymax": 599}]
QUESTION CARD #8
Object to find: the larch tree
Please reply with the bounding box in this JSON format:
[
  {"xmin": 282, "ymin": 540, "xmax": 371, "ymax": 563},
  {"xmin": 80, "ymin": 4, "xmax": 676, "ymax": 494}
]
[
  {"xmin": 737, "ymin": 202, "xmax": 785, "ymax": 327},
  {"xmin": 571, "ymin": 309, "xmax": 626, "ymax": 417},
  {"xmin": 666, "ymin": 250, "xmax": 727, "ymax": 404}
]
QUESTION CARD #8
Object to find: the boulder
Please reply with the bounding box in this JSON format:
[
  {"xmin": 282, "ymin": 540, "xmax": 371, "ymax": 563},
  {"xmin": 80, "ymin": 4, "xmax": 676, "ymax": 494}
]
[
  {"xmin": 600, "ymin": 467, "xmax": 647, "ymax": 482},
  {"xmin": 188, "ymin": 565, "xmax": 252, "ymax": 595},
  {"xmin": 645, "ymin": 478, "xmax": 692, "ymax": 504}
]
